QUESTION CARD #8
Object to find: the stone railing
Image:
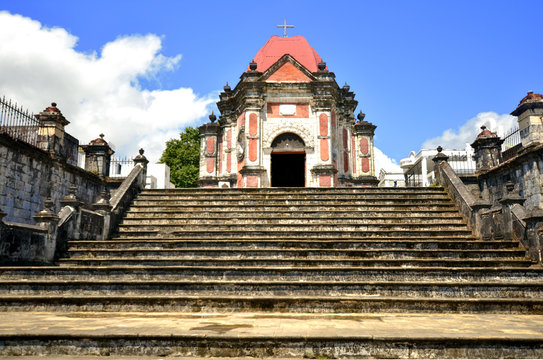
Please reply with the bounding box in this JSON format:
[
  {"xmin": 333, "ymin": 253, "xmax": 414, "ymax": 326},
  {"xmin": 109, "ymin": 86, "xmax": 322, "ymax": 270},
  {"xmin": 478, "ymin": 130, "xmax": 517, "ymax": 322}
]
[
  {"xmin": 108, "ymin": 159, "xmax": 147, "ymax": 238},
  {"xmin": 0, "ymin": 218, "xmax": 53, "ymax": 265},
  {"xmin": 0, "ymin": 150, "xmax": 148, "ymax": 265},
  {"xmin": 434, "ymin": 158, "xmax": 490, "ymax": 239},
  {"xmin": 433, "ymin": 149, "xmax": 542, "ymax": 264}
]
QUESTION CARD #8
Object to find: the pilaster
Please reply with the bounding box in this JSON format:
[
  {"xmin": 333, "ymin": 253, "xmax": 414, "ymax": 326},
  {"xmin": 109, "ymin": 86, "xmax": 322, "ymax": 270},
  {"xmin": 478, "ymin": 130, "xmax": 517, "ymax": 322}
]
[
  {"xmin": 351, "ymin": 111, "xmax": 378, "ymax": 186},
  {"xmin": 198, "ymin": 113, "xmax": 221, "ymax": 187}
]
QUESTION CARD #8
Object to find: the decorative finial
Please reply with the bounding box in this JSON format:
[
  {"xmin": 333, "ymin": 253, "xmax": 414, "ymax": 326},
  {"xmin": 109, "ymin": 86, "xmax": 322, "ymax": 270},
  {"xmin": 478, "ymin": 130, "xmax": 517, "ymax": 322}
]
[
  {"xmin": 480, "ymin": 125, "xmax": 486, "ymax": 131},
  {"xmin": 277, "ymin": 18, "xmax": 294, "ymax": 37},
  {"xmin": 343, "ymin": 83, "xmax": 350, "ymax": 92},
  {"xmin": 249, "ymin": 60, "xmax": 257, "ymax": 71},
  {"xmin": 99, "ymin": 133, "xmax": 105, "ymax": 139},
  {"xmin": 317, "ymin": 61, "xmax": 326, "ymax": 71},
  {"xmin": 209, "ymin": 111, "xmax": 217, "ymax": 123},
  {"xmin": 437, "ymin": 146, "xmax": 443, "ymax": 153},
  {"xmin": 51, "ymin": 102, "xmax": 57, "ymax": 107},
  {"xmin": 357, "ymin": 110, "xmax": 366, "ymax": 122},
  {"xmin": 223, "ymin": 82, "xmax": 231, "ymax": 92},
  {"xmin": 528, "ymin": 90, "xmax": 534, "ymax": 95},
  {"xmin": 139, "ymin": 148, "xmax": 144, "ymax": 155}
]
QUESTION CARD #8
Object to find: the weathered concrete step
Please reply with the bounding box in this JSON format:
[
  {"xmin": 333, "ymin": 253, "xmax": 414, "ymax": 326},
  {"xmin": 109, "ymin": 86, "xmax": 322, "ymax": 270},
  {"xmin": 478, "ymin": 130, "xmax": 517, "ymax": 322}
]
[
  {"xmin": 64, "ymin": 248, "xmax": 525, "ymax": 260},
  {"xmin": 119, "ymin": 216, "xmax": 467, "ymax": 226},
  {"xmin": 0, "ymin": 296, "xmax": 542, "ymax": 314},
  {"xmin": 1, "ymin": 280, "xmax": 542, "ymax": 298},
  {"xmin": 1, "ymin": 312, "xmax": 542, "ymax": 358},
  {"xmin": 131, "ymin": 199, "xmax": 454, "ymax": 206},
  {"xmin": 129, "ymin": 203, "xmax": 457, "ymax": 213},
  {"xmin": 115, "ymin": 229, "xmax": 475, "ymax": 239},
  {"xmin": 67, "ymin": 239, "xmax": 518, "ymax": 251},
  {"xmin": 116, "ymin": 223, "xmax": 471, "ymax": 233},
  {"xmin": 111, "ymin": 234, "xmax": 479, "ymax": 241},
  {"xmin": 141, "ymin": 187, "xmax": 447, "ymax": 194},
  {"xmin": 57, "ymin": 257, "xmax": 533, "ymax": 267},
  {"xmin": 124, "ymin": 209, "xmax": 462, "ymax": 218},
  {"xmin": 3, "ymin": 266, "xmax": 541, "ymax": 282},
  {"xmin": 135, "ymin": 193, "xmax": 452, "ymax": 201},
  {"xmin": 2, "ymin": 335, "xmax": 542, "ymax": 359}
]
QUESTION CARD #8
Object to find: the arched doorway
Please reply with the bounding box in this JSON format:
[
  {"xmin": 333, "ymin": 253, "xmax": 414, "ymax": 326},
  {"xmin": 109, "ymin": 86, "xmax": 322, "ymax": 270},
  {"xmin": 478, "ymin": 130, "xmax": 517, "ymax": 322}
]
[{"xmin": 271, "ymin": 133, "xmax": 306, "ymax": 187}]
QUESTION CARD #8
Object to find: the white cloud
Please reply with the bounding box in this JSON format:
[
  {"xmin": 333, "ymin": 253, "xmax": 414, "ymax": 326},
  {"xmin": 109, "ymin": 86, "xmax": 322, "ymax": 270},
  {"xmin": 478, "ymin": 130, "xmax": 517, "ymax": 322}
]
[
  {"xmin": 0, "ymin": 11, "xmax": 214, "ymax": 162},
  {"xmin": 422, "ymin": 112, "xmax": 517, "ymax": 150},
  {"xmin": 374, "ymin": 147, "xmax": 402, "ymax": 174}
]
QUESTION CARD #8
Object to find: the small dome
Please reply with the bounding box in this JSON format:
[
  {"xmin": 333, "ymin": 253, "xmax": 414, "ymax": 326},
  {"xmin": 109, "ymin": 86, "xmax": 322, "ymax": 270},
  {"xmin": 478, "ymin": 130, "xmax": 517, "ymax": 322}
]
[
  {"xmin": 519, "ymin": 91, "xmax": 543, "ymax": 105},
  {"xmin": 43, "ymin": 102, "xmax": 61, "ymax": 114},
  {"xmin": 476, "ymin": 126, "xmax": 496, "ymax": 139},
  {"xmin": 89, "ymin": 133, "xmax": 108, "ymax": 145}
]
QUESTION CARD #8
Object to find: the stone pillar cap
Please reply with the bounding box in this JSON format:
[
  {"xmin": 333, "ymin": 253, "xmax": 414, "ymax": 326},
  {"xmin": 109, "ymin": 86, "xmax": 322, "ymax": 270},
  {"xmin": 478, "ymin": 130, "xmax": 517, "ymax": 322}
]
[
  {"xmin": 33, "ymin": 198, "xmax": 59, "ymax": 223},
  {"xmin": 133, "ymin": 148, "xmax": 149, "ymax": 165},
  {"xmin": 432, "ymin": 146, "xmax": 449, "ymax": 162}
]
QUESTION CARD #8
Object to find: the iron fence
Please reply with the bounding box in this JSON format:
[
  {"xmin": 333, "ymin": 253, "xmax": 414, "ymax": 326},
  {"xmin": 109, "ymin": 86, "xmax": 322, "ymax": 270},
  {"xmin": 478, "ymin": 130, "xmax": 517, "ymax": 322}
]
[
  {"xmin": 502, "ymin": 125, "xmax": 522, "ymax": 161},
  {"xmin": 405, "ymin": 173, "xmax": 423, "ymax": 187},
  {"xmin": 0, "ymin": 96, "xmax": 39, "ymax": 146}
]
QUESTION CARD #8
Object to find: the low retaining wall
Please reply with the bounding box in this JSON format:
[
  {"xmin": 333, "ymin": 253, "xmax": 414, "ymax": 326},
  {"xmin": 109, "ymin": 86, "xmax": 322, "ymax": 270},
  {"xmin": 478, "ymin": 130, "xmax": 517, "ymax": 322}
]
[{"xmin": 0, "ymin": 133, "xmax": 104, "ymax": 224}]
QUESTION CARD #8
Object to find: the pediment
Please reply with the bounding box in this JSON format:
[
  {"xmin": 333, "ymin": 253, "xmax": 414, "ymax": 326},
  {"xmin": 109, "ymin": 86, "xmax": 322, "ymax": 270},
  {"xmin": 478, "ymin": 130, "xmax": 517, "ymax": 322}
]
[{"xmin": 262, "ymin": 55, "xmax": 315, "ymax": 82}]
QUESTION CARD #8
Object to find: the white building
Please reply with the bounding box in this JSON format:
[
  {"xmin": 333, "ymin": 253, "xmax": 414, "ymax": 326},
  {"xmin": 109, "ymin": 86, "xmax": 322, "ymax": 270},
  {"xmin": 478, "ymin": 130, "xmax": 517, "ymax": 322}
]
[
  {"xmin": 400, "ymin": 144, "xmax": 476, "ymax": 187},
  {"xmin": 378, "ymin": 168, "xmax": 405, "ymax": 187}
]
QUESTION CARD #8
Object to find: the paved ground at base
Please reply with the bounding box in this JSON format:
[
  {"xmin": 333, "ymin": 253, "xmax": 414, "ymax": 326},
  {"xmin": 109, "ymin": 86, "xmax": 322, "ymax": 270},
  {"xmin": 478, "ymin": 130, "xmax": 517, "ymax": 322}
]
[{"xmin": 1, "ymin": 312, "xmax": 542, "ymax": 340}]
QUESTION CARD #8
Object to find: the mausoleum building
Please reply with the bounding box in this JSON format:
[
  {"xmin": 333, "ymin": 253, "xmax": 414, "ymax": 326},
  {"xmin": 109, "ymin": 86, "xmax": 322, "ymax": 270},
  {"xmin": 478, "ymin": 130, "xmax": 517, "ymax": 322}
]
[{"xmin": 198, "ymin": 35, "xmax": 377, "ymax": 187}]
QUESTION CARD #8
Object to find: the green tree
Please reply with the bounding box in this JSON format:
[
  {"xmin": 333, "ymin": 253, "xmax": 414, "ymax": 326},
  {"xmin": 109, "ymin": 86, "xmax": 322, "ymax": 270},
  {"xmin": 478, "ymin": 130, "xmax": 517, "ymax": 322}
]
[{"xmin": 159, "ymin": 126, "xmax": 200, "ymax": 188}]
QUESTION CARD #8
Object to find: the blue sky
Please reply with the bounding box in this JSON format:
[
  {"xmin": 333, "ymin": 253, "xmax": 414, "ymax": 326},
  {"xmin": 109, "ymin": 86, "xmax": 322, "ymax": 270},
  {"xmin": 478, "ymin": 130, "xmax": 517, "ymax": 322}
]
[{"xmin": 1, "ymin": 0, "xmax": 542, "ymax": 168}]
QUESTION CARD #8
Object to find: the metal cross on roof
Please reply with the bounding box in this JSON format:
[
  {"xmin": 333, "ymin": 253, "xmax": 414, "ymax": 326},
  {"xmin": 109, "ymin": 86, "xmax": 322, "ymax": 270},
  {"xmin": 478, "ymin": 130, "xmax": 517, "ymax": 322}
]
[{"xmin": 277, "ymin": 18, "xmax": 294, "ymax": 37}]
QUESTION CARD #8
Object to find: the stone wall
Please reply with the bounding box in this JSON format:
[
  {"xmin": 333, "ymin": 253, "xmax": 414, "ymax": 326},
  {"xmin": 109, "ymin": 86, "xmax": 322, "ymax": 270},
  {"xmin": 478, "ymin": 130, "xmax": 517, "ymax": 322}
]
[
  {"xmin": 435, "ymin": 144, "xmax": 543, "ymax": 263},
  {"xmin": 479, "ymin": 144, "xmax": 543, "ymax": 213},
  {"xmin": 0, "ymin": 133, "xmax": 104, "ymax": 224}
]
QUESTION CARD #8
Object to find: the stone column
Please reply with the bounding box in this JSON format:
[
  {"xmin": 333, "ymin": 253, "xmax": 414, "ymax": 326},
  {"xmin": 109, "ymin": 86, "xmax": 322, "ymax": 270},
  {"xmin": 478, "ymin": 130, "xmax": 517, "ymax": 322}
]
[
  {"xmin": 81, "ymin": 134, "xmax": 115, "ymax": 178},
  {"xmin": 523, "ymin": 208, "xmax": 543, "ymax": 263},
  {"xmin": 60, "ymin": 185, "xmax": 82, "ymax": 241},
  {"xmin": 470, "ymin": 126, "xmax": 503, "ymax": 172},
  {"xmin": 32, "ymin": 198, "xmax": 59, "ymax": 263},
  {"xmin": 133, "ymin": 148, "xmax": 149, "ymax": 190},
  {"xmin": 511, "ymin": 91, "xmax": 543, "ymax": 148},
  {"xmin": 432, "ymin": 146, "xmax": 449, "ymax": 185},
  {"xmin": 0, "ymin": 207, "xmax": 7, "ymax": 245},
  {"xmin": 499, "ymin": 181, "xmax": 525, "ymax": 240},
  {"xmin": 350, "ymin": 111, "xmax": 378, "ymax": 187},
  {"xmin": 0, "ymin": 207, "xmax": 6, "ymax": 223},
  {"xmin": 198, "ymin": 113, "xmax": 220, "ymax": 187},
  {"xmin": 36, "ymin": 102, "xmax": 70, "ymax": 158},
  {"xmin": 93, "ymin": 190, "xmax": 112, "ymax": 241}
]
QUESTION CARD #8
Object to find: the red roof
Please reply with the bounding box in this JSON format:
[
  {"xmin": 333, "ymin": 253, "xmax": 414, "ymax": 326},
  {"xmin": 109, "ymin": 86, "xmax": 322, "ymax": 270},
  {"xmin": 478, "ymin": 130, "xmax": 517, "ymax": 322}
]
[
  {"xmin": 519, "ymin": 91, "xmax": 543, "ymax": 105},
  {"xmin": 476, "ymin": 126, "xmax": 496, "ymax": 139},
  {"xmin": 248, "ymin": 36, "xmax": 326, "ymax": 73}
]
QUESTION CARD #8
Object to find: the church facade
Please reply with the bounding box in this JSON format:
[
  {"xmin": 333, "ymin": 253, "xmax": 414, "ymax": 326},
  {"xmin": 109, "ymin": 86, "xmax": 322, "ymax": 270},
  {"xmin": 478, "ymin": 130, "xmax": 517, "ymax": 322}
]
[{"xmin": 198, "ymin": 35, "xmax": 377, "ymax": 188}]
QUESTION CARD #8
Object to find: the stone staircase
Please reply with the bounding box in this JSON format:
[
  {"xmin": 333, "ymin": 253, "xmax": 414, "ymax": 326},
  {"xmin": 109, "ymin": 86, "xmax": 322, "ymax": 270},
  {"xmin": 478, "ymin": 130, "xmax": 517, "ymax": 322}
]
[{"xmin": 1, "ymin": 187, "xmax": 542, "ymax": 358}]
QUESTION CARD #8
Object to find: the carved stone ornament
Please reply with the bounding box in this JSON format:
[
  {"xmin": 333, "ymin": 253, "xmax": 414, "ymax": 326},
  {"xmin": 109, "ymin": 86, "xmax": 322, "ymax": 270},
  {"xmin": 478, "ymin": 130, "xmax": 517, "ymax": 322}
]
[{"xmin": 236, "ymin": 127, "xmax": 246, "ymax": 162}]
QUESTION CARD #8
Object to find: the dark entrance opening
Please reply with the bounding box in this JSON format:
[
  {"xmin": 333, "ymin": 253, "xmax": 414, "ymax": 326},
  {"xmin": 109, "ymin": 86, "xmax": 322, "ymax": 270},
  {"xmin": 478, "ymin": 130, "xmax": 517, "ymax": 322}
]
[
  {"xmin": 270, "ymin": 133, "xmax": 306, "ymax": 187},
  {"xmin": 271, "ymin": 153, "xmax": 305, "ymax": 187}
]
